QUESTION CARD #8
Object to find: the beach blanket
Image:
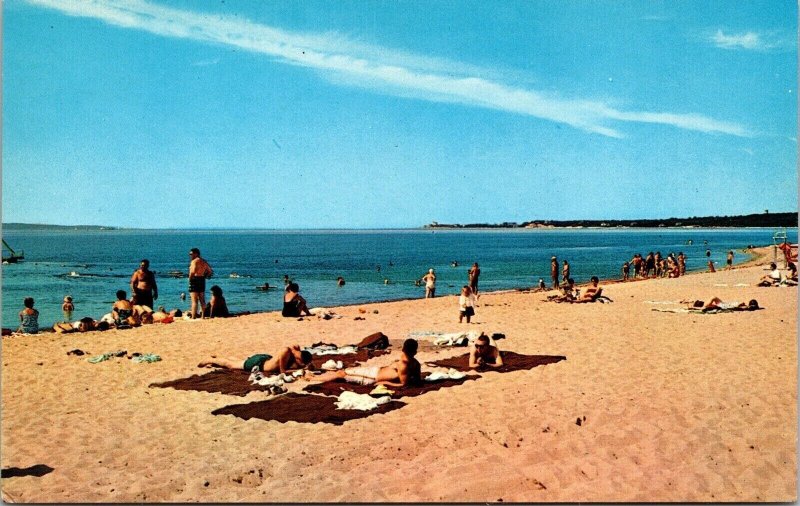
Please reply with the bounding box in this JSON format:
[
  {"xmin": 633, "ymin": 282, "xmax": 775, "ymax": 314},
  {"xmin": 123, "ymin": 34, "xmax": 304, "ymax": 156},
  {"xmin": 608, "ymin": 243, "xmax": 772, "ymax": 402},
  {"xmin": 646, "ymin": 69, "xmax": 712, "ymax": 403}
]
[
  {"xmin": 427, "ymin": 352, "xmax": 566, "ymax": 373},
  {"xmin": 150, "ymin": 369, "xmax": 268, "ymax": 397},
  {"xmin": 308, "ymin": 349, "xmax": 389, "ymax": 370},
  {"xmin": 303, "ymin": 372, "xmax": 480, "ymax": 398},
  {"xmin": 149, "ymin": 349, "xmax": 387, "ymax": 397},
  {"xmin": 211, "ymin": 392, "xmax": 406, "ymax": 425}
]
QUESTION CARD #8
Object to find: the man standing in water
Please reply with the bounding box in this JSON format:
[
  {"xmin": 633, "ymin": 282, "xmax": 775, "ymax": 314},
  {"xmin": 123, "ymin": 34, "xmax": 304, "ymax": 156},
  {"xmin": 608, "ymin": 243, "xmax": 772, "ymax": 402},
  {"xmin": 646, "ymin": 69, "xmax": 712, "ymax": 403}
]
[
  {"xmin": 188, "ymin": 248, "xmax": 213, "ymax": 319},
  {"xmin": 130, "ymin": 259, "xmax": 158, "ymax": 310},
  {"xmin": 468, "ymin": 262, "xmax": 481, "ymax": 295}
]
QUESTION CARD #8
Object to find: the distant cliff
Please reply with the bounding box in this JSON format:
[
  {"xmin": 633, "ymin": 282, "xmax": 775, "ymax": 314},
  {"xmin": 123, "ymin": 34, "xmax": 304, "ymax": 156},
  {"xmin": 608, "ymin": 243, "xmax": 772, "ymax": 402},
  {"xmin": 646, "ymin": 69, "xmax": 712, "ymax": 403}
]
[{"xmin": 425, "ymin": 212, "xmax": 798, "ymax": 229}]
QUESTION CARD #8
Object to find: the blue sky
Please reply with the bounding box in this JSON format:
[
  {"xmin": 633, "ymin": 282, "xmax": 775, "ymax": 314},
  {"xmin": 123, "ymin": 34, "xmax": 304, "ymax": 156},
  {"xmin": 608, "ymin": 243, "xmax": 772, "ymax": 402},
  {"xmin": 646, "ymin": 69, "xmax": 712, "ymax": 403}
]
[{"xmin": 2, "ymin": 0, "xmax": 797, "ymax": 228}]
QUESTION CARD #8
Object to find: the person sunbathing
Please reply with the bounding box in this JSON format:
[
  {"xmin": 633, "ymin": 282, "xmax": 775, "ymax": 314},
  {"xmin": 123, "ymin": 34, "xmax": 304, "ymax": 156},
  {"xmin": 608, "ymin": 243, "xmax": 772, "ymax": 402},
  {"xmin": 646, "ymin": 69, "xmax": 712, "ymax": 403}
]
[
  {"xmin": 198, "ymin": 344, "xmax": 314, "ymax": 375},
  {"xmin": 688, "ymin": 298, "xmax": 760, "ymax": 312},
  {"xmin": 53, "ymin": 317, "xmax": 111, "ymax": 333},
  {"xmin": 469, "ymin": 333, "xmax": 504, "ymax": 369},
  {"xmin": 571, "ymin": 276, "xmax": 608, "ymax": 303},
  {"xmin": 316, "ymin": 338, "xmax": 421, "ymax": 388}
]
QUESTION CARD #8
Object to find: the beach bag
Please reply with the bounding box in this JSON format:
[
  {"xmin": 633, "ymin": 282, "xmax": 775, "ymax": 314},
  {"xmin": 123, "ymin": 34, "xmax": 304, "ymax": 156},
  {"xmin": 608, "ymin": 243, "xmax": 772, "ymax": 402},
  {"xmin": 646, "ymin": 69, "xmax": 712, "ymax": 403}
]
[{"xmin": 356, "ymin": 332, "xmax": 390, "ymax": 350}]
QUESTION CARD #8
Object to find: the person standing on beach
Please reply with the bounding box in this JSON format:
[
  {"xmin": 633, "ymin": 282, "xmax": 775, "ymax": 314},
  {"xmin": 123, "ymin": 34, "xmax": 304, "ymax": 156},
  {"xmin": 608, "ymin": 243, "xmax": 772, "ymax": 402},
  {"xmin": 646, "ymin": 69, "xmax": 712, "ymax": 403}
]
[
  {"xmin": 468, "ymin": 262, "xmax": 481, "ymax": 295},
  {"xmin": 188, "ymin": 248, "xmax": 213, "ymax": 319},
  {"xmin": 678, "ymin": 252, "xmax": 686, "ymax": 275},
  {"xmin": 130, "ymin": 259, "xmax": 158, "ymax": 310},
  {"xmin": 644, "ymin": 252, "xmax": 655, "ymax": 278},
  {"xmin": 622, "ymin": 262, "xmax": 630, "ymax": 281},
  {"xmin": 562, "ymin": 260, "xmax": 570, "ymax": 285},
  {"xmin": 726, "ymin": 250, "xmax": 734, "ymax": 270},
  {"xmin": 421, "ymin": 269, "xmax": 436, "ymax": 298},
  {"xmin": 458, "ymin": 285, "xmax": 477, "ymax": 323},
  {"xmin": 550, "ymin": 256, "xmax": 559, "ymax": 289}
]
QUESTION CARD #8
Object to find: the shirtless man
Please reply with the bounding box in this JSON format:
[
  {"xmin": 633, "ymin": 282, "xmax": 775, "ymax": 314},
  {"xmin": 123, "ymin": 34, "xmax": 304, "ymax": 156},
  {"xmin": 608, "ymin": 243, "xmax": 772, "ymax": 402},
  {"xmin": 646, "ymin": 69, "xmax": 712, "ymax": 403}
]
[
  {"xmin": 572, "ymin": 276, "xmax": 602, "ymax": 303},
  {"xmin": 198, "ymin": 345, "xmax": 314, "ymax": 374},
  {"xmin": 188, "ymin": 248, "xmax": 213, "ymax": 319},
  {"xmin": 318, "ymin": 338, "xmax": 421, "ymax": 388},
  {"xmin": 468, "ymin": 262, "xmax": 481, "ymax": 295},
  {"xmin": 469, "ymin": 333, "xmax": 504, "ymax": 369},
  {"xmin": 130, "ymin": 259, "xmax": 158, "ymax": 311},
  {"xmin": 550, "ymin": 256, "xmax": 559, "ymax": 289}
]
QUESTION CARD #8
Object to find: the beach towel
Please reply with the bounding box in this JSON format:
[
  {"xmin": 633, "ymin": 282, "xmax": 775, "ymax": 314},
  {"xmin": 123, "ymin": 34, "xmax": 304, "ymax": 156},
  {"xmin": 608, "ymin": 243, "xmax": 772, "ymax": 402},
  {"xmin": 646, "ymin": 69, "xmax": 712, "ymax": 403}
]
[
  {"xmin": 427, "ymin": 352, "xmax": 566, "ymax": 373},
  {"xmin": 334, "ymin": 391, "xmax": 391, "ymax": 411},
  {"xmin": 211, "ymin": 392, "xmax": 406, "ymax": 425},
  {"xmin": 424, "ymin": 368, "xmax": 466, "ymax": 381},
  {"xmin": 131, "ymin": 353, "xmax": 161, "ymax": 363},
  {"xmin": 150, "ymin": 369, "xmax": 270, "ymax": 396},
  {"xmin": 303, "ymin": 372, "xmax": 479, "ymax": 398},
  {"xmin": 87, "ymin": 350, "xmax": 127, "ymax": 363},
  {"xmin": 304, "ymin": 344, "xmax": 359, "ymax": 356},
  {"xmin": 308, "ymin": 348, "xmax": 389, "ymax": 370}
]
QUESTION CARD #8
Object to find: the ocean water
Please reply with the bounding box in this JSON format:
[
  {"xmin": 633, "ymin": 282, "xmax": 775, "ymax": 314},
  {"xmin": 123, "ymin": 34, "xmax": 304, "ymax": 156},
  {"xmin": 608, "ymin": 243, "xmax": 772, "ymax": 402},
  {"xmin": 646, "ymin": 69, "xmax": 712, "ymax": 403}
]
[{"xmin": 2, "ymin": 227, "xmax": 796, "ymax": 329}]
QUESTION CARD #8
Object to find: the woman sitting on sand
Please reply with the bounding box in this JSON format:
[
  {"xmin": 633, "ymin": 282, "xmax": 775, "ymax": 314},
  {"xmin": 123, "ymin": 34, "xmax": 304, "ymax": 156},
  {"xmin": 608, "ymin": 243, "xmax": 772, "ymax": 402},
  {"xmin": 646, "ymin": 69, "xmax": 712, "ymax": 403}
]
[
  {"xmin": 282, "ymin": 283, "xmax": 312, "ymax": 317},
  {"xmin": 18, "ymin": 297, "xmax": 39, "ymax": 334},
  {"xmin": 206, "ymin": 285, "xmax": 231, "ymax": 318},
  {"xmin": 112, "ymin": 290, "xmax": 135, "ymax": 328}
]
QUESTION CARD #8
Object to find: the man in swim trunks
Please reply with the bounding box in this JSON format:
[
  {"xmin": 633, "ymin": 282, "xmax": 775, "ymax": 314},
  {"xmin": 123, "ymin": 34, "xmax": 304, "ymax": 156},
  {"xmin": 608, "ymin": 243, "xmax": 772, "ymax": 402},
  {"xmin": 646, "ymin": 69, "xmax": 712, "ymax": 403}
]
[
  {"xmin": 130, "ymin": 259, "xmax": 158, "ymax": 311},
  {"xmin": 469, "ymin": 333, "xmax": 503, "ymax": 369},
  {"xmin": 318, "ymin": 338, "xmax": 422, "ymax": 387},
  {"xmin": 468, "ymin": 262, "xmax": 481, "ymax": 295},
  {"xmin": 188, "ymin": 248, "xmax": 213, "ymax": 319},
  {"xmin": 198, "ymin": 344, "xmax": 314, "ymax": 374},
  {"xmin": 550, "ymin": 256, "xmax": 559, "ymax": 289}
]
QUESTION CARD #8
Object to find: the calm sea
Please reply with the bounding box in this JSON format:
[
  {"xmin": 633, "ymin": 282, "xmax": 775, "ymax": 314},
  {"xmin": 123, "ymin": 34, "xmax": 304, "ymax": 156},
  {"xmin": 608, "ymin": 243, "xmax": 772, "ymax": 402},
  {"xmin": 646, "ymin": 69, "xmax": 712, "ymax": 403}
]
[{"xmin": 2, "ymin": 227, "xmax": 796, "ymax": 329}]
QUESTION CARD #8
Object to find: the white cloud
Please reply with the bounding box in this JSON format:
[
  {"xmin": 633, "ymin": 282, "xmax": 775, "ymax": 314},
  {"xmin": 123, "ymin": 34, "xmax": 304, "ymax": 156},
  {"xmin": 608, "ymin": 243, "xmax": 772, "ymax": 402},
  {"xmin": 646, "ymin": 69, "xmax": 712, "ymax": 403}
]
[
  {"xmin": 711, "ymin": 29, "xmax": 771, "ymax": 50},
  {"xmin": 27, "ymin": 0, "xmax": 749, "ymax": 138}
]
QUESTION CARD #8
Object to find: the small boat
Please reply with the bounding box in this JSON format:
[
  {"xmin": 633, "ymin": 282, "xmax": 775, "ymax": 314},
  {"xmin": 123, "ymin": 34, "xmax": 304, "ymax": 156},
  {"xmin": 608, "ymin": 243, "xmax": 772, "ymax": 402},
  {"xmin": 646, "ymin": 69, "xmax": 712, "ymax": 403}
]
[{"xmin": 2, "ymin": 239, "xmax": 24, "ymax": 263}]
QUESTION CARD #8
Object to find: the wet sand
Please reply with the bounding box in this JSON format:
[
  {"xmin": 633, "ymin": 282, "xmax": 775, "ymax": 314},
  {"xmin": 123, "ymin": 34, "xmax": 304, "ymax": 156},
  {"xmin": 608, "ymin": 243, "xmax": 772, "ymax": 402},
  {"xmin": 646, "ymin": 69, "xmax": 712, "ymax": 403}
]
[{"xmin": 1, "ymin": 248, "xmax": 796, "ymax": 502}]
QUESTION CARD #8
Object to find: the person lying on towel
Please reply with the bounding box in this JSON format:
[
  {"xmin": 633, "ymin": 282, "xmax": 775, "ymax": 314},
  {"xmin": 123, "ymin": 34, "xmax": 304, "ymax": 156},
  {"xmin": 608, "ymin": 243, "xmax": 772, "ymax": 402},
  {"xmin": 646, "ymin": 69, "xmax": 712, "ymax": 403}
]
[
  {"xmin": 687, "ymin": 298, "xmax": 760, "ymax": 312},
  {"xmin": 316, "ymin": 338, "xmax": 421, "ymax": 387},
  {"xmin": 198, "ymin": 344, "xmax": 314, "ymax": 374},
  {"xmin": 469, "ymin": 333, "xmax": 504, "ymax": 369}
]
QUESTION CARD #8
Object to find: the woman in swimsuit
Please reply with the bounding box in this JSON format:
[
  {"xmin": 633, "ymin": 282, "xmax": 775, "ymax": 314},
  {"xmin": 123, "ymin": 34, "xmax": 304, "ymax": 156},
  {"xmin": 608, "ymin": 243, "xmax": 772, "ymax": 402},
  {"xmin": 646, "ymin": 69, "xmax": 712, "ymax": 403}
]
[
  {"xmin": 282, "ymin": 283, "xmax": 312, "ymax": 317},
  {"xmin": 207, "ymin": 285, "xmax": 231, "ymax": 317},
  {"xmin": 18, "ymin": 297, "xmax": 39, "ymax": 334},
  {"xmin": 112, "ymin": 290, "xmax": 135, "ymax": 328}
]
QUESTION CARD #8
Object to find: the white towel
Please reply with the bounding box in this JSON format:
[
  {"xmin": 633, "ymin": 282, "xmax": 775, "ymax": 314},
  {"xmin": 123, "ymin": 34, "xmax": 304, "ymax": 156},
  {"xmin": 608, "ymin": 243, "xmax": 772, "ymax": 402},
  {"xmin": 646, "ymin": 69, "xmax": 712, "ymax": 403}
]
[
  {"xmin": 305, "ymin": 345, "xmax": 358, "ymax": 356},
  {"xmin": 425, "ymin": 368, "xmax": 466, "ymax": 382},
  {"xmin": 335, "ymin": 391, "xmax": 391, "ymax": 411},
  {"xmin": 321, "ymin": 359, "xmax": 344, "ymax": 371}
]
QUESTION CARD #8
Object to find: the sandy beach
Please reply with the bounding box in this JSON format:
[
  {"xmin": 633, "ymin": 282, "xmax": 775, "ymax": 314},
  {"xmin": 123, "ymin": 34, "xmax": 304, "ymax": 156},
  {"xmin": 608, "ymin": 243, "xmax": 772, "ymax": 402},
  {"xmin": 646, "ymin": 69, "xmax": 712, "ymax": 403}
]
[{"xmin": 1, "ymin": 248, "xmax": 796, "ymax": 502}]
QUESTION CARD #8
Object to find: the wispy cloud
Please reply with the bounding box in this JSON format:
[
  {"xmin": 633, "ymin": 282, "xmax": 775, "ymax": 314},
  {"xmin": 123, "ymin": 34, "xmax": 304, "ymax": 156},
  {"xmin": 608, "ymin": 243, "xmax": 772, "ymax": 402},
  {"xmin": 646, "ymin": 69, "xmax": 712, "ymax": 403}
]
[
  {"xmin": 27, "ymin": 0, "xmax": 749, "ymax": 138},
  {"xmin": 710, "ymin": 29, "xmax": 776, "ymax": 51}
]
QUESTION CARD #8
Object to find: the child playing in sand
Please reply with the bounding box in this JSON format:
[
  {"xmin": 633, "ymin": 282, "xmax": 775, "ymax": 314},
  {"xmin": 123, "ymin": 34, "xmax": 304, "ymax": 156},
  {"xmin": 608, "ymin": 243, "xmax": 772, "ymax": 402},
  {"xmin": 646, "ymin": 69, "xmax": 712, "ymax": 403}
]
[
  {"xmin": 62, "ymin": 295, "xmax": 74, "ymax": 322},
  {"xmin": 458, "ymin": 285, "xmax": 476, "ymax": 323}
]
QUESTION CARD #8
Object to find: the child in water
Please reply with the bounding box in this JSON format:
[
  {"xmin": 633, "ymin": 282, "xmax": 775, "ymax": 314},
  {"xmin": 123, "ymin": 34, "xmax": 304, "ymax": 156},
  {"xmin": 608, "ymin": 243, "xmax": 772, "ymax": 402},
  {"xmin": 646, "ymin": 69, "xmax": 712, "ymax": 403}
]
[
  {"xmin": 458, "ymin": 285, "xmax": 477, "ymax": 323},
  {"xmin": 62, "ymin": 295, "xmax": 74, "ymax": 322}
]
